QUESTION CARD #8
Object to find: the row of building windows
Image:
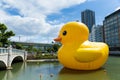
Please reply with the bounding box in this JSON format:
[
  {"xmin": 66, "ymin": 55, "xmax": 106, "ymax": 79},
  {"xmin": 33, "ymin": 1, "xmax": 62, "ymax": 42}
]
[
  {"xmin": 105, "ymin": 37, "xmax": 120, "ymax": 43},
  {"xmin": 106, "ymin": 41, "xmax": 120, "ymax": 44},
  {"xmin": 90, "ymin": 9, "xmax": 120, "ymax": 48},
  {"xmin": 105, "ymin": 14, "xmax": 120, "ymax": 23},
  {"xmin": 104, "ymin": 22, "xmax": 119, "ymax": 27},
  {"xmin": 105, "ymin": 31, "xmax": 118, "ymax": 36},
  {"xmin": 105, "ymin": 34, "xmax": 119, "ymax": 39},
  {"xmin": 108, "ymin": 42, "xmax": 120, "ymax": 47}
]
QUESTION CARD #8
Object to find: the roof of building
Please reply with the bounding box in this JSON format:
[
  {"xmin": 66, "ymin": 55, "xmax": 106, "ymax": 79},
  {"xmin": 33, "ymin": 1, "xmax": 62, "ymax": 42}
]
[{"xmin": 105, "ymin": 9, "xmax": 120, "ymax": 19}]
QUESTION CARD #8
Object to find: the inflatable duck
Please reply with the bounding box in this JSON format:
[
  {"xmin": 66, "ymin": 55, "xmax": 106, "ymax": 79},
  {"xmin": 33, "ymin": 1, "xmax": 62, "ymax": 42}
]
[{"xmin": 54, "ymin": 22, "xmax": 109, "ymax": 70}]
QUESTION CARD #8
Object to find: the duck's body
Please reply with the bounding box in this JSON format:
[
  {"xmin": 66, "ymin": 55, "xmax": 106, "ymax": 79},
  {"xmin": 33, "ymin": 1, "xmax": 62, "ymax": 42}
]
[
  {"xmin": 58, "ymin": 40, "xmax": 109, "ymax": 70},
  {"xmin": 54, "ymin": 22, "xmax": 109, "ymax": 70}
]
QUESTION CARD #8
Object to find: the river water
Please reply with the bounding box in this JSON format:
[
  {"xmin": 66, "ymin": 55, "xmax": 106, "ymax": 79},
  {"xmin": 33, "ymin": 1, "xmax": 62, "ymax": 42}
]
[{"xmin": 0, "ymin": 56, "xmax": 120, "ymax": 80}]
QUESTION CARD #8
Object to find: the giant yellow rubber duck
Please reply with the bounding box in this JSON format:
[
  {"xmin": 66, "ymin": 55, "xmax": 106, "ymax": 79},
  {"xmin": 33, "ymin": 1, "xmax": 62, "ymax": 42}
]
[{"xmin": 54, "ymin": 22, "xmax": 109, "ymax": 70}]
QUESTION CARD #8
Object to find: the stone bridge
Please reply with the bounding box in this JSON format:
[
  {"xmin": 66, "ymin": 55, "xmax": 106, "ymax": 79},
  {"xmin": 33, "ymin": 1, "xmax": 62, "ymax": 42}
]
[{"xmin": 0, "ymin": 46, "xmax": 27, "ymax": 69}]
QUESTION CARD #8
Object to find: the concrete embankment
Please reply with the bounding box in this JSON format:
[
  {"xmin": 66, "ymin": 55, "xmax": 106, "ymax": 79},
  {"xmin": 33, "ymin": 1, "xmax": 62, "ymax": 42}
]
[
  {"xmin": 109, "ymin": 51, "xmax": 120, "ymax": 56},
  {"xmin": 27, "ymin": 59, "xmax": 59, "ymax": 62}
]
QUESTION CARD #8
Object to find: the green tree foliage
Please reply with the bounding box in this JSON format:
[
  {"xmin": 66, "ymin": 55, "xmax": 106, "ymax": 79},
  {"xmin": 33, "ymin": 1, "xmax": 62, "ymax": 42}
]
[
  {"xmin": 47, "ymin": 47, "xmax": 54, "ymax": 53},
  {"xmin": 0, "ymin": 42, "xmax": 2, "ymax": 47},
  {"xmin": 11, "ymin": 42, "xmax": 24, "ymax": 49},
  {"xmin": 25, "ymin": 45, "xmax": 42, "ymax": 54},
  {"xmin": 52, "ymin": 44, "xmax": 60, "ymax": 52},
  {"xmin": 25, "ymin": 45, "xmax": 34, "ymax": 53},
  {"xmin": 0, "ymin": 23, "xmax": 15, "ymax": 47},
  {"xmin": 46, "ymin": 43, "xmax": 61, "ymax": 53},
  {"xmin": 15, "ymin": 43, "xmax": 23, "ymax": 50}
]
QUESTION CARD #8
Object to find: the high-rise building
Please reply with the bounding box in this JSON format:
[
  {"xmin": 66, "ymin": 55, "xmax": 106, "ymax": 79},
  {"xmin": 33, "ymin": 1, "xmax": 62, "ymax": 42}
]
[
  {"xmin": 90, "ymin": 25, "xmax": 104, "ymax": 42},
  {"xmin": 103, "ymin": 9, "xmax": 120, "ymax": 50},
  {"xmin": 81, "ymin": 9, "xmax": 95, "ymax": 32}
]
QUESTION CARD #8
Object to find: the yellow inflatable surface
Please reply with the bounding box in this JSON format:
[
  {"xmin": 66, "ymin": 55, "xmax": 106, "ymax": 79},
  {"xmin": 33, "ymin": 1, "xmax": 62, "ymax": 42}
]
[{"xmin": 54, "ymin": 22, "xmax": 109, "ymax": 70}]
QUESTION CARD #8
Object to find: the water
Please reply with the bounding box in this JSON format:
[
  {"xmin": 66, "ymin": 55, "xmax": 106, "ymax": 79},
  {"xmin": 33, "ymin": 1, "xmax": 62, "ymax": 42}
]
[{"xmin": 0, "ymin": 56, "xmax": 120, "ymax": 80}]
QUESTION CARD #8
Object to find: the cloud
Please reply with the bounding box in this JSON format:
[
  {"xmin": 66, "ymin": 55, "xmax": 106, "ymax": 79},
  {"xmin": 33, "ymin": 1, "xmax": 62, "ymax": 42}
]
[
  {"xmin": 0, "ymin": 0, "xmax": 86, "ymax": 43},
  {"xmin": 87, "ymin": 0, "xmax": 96, "ymax": 2},
  {"xmin": 115, "ymin": 6, "xmax": 120, "ymax": 11}
]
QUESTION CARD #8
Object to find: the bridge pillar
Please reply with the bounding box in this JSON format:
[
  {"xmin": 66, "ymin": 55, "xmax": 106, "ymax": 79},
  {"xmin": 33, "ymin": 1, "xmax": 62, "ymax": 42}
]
[
  {"xmin": 24, "ymin": 51, "xmax": 27, "ymax": 61},
  {"xmin": 7, "ymin": 45, "xmax": 13, "ymax": 70}
]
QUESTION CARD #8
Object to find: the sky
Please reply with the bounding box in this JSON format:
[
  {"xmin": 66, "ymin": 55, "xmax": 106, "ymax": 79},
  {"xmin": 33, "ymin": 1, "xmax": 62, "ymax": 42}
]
[{"xmin": 0, "ymin": 0, "xmax": 120, "ymax": 43}]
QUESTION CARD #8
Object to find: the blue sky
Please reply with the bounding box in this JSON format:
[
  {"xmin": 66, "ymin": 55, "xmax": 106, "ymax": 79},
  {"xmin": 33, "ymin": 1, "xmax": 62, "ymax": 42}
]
[
  {"xmin": 46, "ymin": 0, "xmax": 120, "ymax": 25},
  {"xmin": 0, "ymin": 0, "xmax": 120, "ymax": 43}
]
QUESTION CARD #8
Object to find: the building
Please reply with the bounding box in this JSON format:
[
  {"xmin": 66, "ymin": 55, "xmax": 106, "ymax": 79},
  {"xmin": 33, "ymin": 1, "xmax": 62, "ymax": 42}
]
[
  {"xmin": 95, "ymin": 25, "xmax": 104, "ymax": 42},
  {"xmin": 103, "ymin": 9, "xmax": 120, "ymax": 50},
  {"xmin": 89, "ymin": 33, "xmax": 93, "ymax": 41},
  {"xmin": 89, "ymin": 25, "xmax": 104, "ymax": 42},
  {"xmin": 12, "ymin": 42, "xmax": 53, "ymax": 52},
  {"xmin": 81, "ymin": 9, "xmax": 95, "ymax": 32},
  {"xmin": 89, "ymin": 25, "xmax": 96, "ymax": 42}
]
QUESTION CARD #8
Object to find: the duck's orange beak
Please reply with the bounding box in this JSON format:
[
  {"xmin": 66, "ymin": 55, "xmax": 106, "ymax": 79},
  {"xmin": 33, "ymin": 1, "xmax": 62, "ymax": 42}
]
[{"xmin": 54, "ymin": 36, "xmax": 62, "ymax": 42}]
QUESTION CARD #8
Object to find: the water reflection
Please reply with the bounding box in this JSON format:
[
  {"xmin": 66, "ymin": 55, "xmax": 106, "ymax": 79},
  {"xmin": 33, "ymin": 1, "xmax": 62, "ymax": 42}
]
[
  {"xmin": 0, "ymin": 62, "xmax": 111, "ymax": 80},
  {"xmin": 0, "ymin": 70, "xmax": 6, "ymax": 80},
  {"xmin": 0, "ymin": 56, "xmax": 120, "ymax": 80},
  {"xmin": 58, "ymin": 67, "xmax": 109, "ymax": 80},
  {"xmin": 0, "ymin": 62, "xmax": 25, "ymax": 80}
]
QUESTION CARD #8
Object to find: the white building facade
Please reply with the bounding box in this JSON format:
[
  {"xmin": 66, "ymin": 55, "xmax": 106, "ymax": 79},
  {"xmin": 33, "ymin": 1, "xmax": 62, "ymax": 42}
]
[{"xmin": 89, "ymin": 25, "xmax": 104, "ymax": 42}]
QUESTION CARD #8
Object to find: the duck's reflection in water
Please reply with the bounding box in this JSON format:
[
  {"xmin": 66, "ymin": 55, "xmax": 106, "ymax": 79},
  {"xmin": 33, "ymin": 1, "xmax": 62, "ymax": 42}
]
[{"xmin": 57, "ymin": 67, "xmax": 109, "ymax": 80}]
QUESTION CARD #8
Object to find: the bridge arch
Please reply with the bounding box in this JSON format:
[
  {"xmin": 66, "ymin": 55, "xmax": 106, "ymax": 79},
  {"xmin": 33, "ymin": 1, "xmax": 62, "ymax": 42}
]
[
  {"xmin": 0, "ymin": 60, "xmax": 7, "ymax": 69},
  {"xmin": 0, "ymin": 46, "xmax": 27, "ymax": 70},
  {"xmin": 11, "ymin": 56, "xmax": 24, "ymax": 64}
]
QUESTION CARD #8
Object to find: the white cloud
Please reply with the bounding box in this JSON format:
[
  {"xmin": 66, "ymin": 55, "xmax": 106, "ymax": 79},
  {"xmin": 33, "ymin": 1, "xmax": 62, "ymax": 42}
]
[
  {"xmin": 0, "ymin": 0, "xmax": 86, "ymax": 43},
  {"xmin": 115, "ymin": 6, "xmax": 120, "ymax": 11}
]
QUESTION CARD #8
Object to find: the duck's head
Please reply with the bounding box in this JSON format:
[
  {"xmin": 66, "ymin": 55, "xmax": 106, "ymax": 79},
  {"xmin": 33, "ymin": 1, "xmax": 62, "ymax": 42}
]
[{"xmin": 54, "ymin": 22, "xmax": 89, "ymax": 45}]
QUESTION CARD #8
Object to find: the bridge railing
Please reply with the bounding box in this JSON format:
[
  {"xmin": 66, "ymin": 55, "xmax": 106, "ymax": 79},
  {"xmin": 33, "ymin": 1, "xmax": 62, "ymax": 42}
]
[
  {"xmin": 0, "ymin": 48, "xmax": 8, "ymax": 54},
  {"xmin": 0, "ymin": 46, "xmax": 27, "ymax": 69},
  {"xmin": 0, "ymin": 47, "xmax": 26, "ymax": 55}
]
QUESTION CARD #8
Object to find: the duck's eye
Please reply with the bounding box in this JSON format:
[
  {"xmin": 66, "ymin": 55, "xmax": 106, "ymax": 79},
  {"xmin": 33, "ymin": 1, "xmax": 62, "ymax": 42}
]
[{"xmin": 63, "ymin": 30, "xmax": 67, "ymax": 36}]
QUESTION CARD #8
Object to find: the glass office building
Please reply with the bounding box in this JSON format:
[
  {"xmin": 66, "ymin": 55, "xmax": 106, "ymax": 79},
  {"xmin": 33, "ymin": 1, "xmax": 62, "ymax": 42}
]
[
  {"xmin": 81, "ymin": 9, "xmax": 95, "ymax": 32},
  {"xmin": 103, "ymin": 9, "xmax": 120, "ymax": 50}
]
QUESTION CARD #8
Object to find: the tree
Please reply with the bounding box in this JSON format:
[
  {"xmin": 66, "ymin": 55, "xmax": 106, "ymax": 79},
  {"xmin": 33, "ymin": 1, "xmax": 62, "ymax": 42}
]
[
  {"xmin": 52, "ymin": 44, "xmax": 60, "ymax": 52},
  {"xmin": 47, "ymin": 47, "xmax": 54, "ymax": 53},
  {"xmin": 25, "ymin": 45, "xmax": 34, "ymax": 53},
  {"xmin": 0, "ymin": 23, "xmax": 15, "ymax": 47},
  {"xmin": 15, "ymin": 43, "xmax": 23, "ymax": 50}
]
